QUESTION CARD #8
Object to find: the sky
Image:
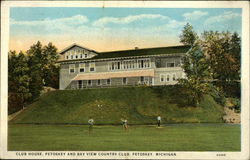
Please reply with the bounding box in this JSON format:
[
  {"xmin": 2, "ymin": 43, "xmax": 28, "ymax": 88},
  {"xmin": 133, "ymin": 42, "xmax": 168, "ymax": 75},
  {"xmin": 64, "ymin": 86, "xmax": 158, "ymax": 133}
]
[{"xmin": 9, "ymin": 7, "xmax": 242, "ymax": 52}]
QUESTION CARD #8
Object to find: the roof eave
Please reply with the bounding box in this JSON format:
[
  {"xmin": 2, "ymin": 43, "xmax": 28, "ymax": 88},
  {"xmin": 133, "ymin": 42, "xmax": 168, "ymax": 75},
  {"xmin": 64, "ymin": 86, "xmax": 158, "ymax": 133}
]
[
  {"xmin": 57, "ymin": 52, "xmax": 185, "ymax": 64},
  {"xmin": 59, "ymin": 43, "xmax": 99, "ymax": 55}
]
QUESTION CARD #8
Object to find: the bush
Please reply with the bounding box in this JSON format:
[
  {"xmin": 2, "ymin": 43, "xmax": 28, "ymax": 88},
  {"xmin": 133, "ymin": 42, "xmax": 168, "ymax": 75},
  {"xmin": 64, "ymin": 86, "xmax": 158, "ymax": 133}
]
[
  {"xmin": 212, "ymin": 81, "xmax": 240, "ymax": 98},
  {"xmin": 8, "ymin": 93, "xmax": 23, "ymax": 114},
  {"xmin": 230, "ymin": 98, "xmax": 241, "ymax": 113},
  {"xmin": 208, "ymin": 84, "xmax": 226, "ymax": 106}
]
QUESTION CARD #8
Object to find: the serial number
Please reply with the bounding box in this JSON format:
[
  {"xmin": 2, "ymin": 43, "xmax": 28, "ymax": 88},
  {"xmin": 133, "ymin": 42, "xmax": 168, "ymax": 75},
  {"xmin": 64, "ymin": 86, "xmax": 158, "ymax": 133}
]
[{"xmin": 216, "ymin": 154, "xmax": 226, "ymax": 156}]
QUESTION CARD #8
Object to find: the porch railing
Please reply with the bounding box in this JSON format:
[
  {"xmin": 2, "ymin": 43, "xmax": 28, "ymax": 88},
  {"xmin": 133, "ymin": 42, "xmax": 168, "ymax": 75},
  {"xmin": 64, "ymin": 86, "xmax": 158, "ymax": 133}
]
[{"xmin": 77, "ymin": 81, "xmax": 152, "ymax": 89}]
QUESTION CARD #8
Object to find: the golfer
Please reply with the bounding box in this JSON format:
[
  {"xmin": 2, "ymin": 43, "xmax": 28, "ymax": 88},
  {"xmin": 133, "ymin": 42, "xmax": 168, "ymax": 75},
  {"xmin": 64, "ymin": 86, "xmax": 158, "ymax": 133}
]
[
  {"xmin": 157, "ymin": 116, "xmax": 161, "ymax": 127},
  {"xmin": 88, "ymin": 117, "xmax": 94, "ymax": 133},
  {"xmin": 121, "ymin": 118, "xmax": 128, "ymax": 131}
]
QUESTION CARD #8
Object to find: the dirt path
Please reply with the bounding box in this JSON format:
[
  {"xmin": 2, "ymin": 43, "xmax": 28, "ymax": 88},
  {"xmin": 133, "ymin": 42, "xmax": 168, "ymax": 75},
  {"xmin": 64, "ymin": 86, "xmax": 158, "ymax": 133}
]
[
  {"xmin": 223, "ymin": 107, "xmax": 240, "ymax": 124},
  {"xmin": 8, "ymin": 108, "xmax": 26, "ymax": 121}
]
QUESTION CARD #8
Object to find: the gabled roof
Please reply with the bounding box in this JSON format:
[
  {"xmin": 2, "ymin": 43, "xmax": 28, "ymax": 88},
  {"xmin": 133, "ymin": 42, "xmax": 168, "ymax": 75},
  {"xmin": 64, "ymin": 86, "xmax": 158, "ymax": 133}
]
[
  {"xmin": 59, "ymin": 43, "xmax": 99, "ymax": 55},
  {"xmin": 91, "ymin": 45, "xmax": 190, "ymax": 59}
]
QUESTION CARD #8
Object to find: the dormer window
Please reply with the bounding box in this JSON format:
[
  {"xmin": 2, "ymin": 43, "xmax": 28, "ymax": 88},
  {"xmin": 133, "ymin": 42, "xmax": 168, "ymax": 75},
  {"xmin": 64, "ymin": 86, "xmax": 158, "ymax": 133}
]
[{"xmin": 167, "ymin": 62, "xmax": 175, "ymax": 67}]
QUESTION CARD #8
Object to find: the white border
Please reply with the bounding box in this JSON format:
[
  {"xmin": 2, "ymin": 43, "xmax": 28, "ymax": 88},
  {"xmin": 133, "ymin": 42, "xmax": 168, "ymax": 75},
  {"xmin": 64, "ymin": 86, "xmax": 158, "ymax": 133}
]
[{"xmin": 1, "ymin": 1, "xmax": 249, "ymax": 160}]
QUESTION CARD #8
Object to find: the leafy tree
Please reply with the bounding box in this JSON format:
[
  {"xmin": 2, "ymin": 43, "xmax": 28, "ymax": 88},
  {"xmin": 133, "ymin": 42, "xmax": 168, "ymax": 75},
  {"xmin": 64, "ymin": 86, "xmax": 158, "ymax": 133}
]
[
  {"xmin": 179, "ymin": 23, "xmax": 198, "ymax": 46},
  {"xmin": 179, "ymin": 42, "xmax": 211, "ymax": 105},
  {"xmin": 229, "ymin": 32, "xmax": 241, "ymax": 80},
  {"xmin": 179, "ymin": 23, "xmax": 211, "ymax": 106},
  {"xmin": 8, "ymin": 51, "xmax": 31, "ymax": 113},
  {"xmin": 42, "ymin": 42, "xmax": 59, "ymax": 88},
  {"xmin": 8, "ymin": 41, "xmax": 60, "ymax": 114},
  {"xmin": 26, "ymin": 41, "xmax": 59, "ymax": 100},
  {"xmin": 200, "ymin": 31, "xmax": 241, "ymax": 95},
  {"xmin": 26, "ymin": 41, "xmax": 44, "ymax": 101}
]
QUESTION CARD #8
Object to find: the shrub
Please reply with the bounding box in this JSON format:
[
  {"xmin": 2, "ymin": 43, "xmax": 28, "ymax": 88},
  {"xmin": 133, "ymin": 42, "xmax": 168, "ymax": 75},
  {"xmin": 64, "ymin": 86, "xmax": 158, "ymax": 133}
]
[{"xmin": 208, "ymin": 84, "xmax": 226, "ymax": 106}]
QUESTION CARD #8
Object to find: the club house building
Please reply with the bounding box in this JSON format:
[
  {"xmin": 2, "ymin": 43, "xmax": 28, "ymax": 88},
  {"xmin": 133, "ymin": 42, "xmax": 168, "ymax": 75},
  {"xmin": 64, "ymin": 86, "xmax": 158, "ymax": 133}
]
[{"xmin": 58, "ymin": 44, "xmax": 190, "ymax": 90}]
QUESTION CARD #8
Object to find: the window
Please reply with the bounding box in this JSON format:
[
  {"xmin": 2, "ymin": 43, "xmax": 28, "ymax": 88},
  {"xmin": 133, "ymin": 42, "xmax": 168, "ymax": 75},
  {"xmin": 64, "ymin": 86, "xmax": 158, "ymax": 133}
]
[
  {"xmin": 122, "ymin": 60, "xmax": 136, "ymax": 70},
  {"xmin": 138, "ymin": 60, "xmax": 143, "ymax": 68},
  {"xmin": 123, "ymin": 61, "xmax": 127, "ymax": 69},
  {"xmin": 132, "ymin": 61, "xmax": 135, "ymax": 69},
  {"xmin": 79, "ymin": 63, "xmax": 85, "ymax": 73},
  {"xmin": 80, "ymin": 54, "xmax": 83, "ymax": 59},
  {"xmin": 166, "ymin": 75, "xmax": 170, "ymax": 81},
  {"xmin": 78, "ymin": 80, "xmax": 83, "ymax": 89},
  {"xmin": 160, "ymin": 74, "xmax": 165, "ymax": 82},
  {"xmin": 89, "ymin": 63, "xmax": 95, "ymax": 72},
  {"xmin": 76, "ymin": 55, "xmax": 78, "ymax": 59},
  {"xmin": 107, "ymin": 79, "xmax": 111, "ymax": 85},
  {"xmin": 138, "ymin": 59, "xmax": 150, "ymax": 69},
  {"xmin": 144, "ymin": 59, "xmax": 150, "ymax": 68},
  {"xmin": 114, "ymin": 62, "xmax": 118, "ymax": 70},
  {"xmin": 155, "ymin": 59, "xmax": 161, "ymax": 68},
  {"xmin": 97, "ymin": 79, "xmax": 101, "ymax": 86},
  {"xmin": 66, "ymin": 55, "xmax": 69, "ymax": 60},
  {"xmin": 140, "ymin": 76, "xmax": 144, "ymax": 82},
  {"xmin": 69, "ymin": 64, "xmax": 75, "ymax": 74},
  {"xmin": 117, "ymin": 62, "xmax": 120, "ymax": 69},
  {"xmin": 71, "ymin": 55, "xmax": 73, "ymax": 59},
  {"xmin": 167, "ymin": 62, "xmax": 175, "ymax": 67},
  {"xmin": 109, "ymin": 61, "xmax": 122, "ymax": 70},
  {"xmin": 123, "ymin": 78, "xmax": 127, "ymax": 84},
  {"xmin": 85, "ymin": 54, "xmax": 88, "ymax": 58},
  {"xmin": 87, "ymin": 80, "xmax": 92, "ymax": 86}
]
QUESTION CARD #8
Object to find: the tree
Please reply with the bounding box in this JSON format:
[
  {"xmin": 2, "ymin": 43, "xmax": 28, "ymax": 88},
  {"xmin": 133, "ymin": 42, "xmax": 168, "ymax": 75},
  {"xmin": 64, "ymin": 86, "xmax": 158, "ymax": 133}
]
[
  {"xmin": 229, "ymin": 32, "xmax": 241, "ymax": 80},
  {"xmin": 179, "ymin": 42, "xmax": 211, "ymax": 105},
  {"xmin": 179, "ymin": 23, "xmax": 198, "ymax": 46},
  {"xmin": 200, "ymin": 31, "xmax": 241, "ymax": 95},
  {"xmin": 8, "ymin": 51, "xmax": 31, "ymax": 113},
  {"xmin": 27, "ymin": 41, "xmax": 44, "ymax": 101},
  {"xmin": 26, "ymin": 41, "xmax": 59, "ymax": 100},
  {"xmin": 42, "ymin": 42, "xmax": 59, "ymax": 88},
  {"xmin": 8, "ymin": 41, "xmax": 60, "ymax": 114},
  {"xmin": 179, "ymin": 23, "xmax": 211, "ymax": 106}
]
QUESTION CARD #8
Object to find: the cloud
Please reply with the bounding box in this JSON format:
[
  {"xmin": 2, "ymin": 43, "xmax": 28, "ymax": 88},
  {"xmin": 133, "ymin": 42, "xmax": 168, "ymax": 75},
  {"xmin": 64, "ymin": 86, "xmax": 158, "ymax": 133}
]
[
  {"xmin": 10, "ymin": 14, "xmax": 185, "ymax": 51},
  {"xmin": 183, "ymin": 10, "xmax": 208, "ymax": 21},
  {"xmin": 92, "ymin": 14, "xmax": 169, "ymax": 27},
  {"xmin": 10, "ymin": 15, "xmax": 89, "ymax": 29},
  {"xmin": 10, "ymin": 13, "xmax": 184, "ymax": 37},
  {"xmin": 205, "ymin": 11, "xmax": 241, "ymax": 25}
]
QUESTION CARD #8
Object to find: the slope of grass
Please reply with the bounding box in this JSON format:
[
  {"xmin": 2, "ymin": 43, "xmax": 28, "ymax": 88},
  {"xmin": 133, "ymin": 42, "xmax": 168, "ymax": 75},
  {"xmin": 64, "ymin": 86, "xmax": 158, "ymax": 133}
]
[
  {"xmin": 11, "ymin": 86, "xmax": 225, "ymax": 124},
  {"xmin": 8, "ymin": 124, "xmax": 240, "ymax": 151}
]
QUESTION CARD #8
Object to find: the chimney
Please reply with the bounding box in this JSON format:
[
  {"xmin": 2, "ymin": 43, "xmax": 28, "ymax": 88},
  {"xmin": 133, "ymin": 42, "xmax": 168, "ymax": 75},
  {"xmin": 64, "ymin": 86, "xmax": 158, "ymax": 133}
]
[{"xmin": 135, "ymin": 47, "xmax": 139, "ymax": 50}]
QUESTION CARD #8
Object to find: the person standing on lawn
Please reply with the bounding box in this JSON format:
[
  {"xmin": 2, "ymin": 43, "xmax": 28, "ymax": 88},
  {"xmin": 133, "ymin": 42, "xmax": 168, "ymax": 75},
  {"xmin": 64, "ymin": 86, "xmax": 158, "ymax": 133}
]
[
  {"xmin": 157, "ymin": 115, "xmax": 161, "ymax": 127},
  {"xmin": 121, "ymin": 118, "xmax": 128, "ymax": 131},
  {"xmin": 88, "ymin": 117, "xmax": 94, "ymax": 134}
]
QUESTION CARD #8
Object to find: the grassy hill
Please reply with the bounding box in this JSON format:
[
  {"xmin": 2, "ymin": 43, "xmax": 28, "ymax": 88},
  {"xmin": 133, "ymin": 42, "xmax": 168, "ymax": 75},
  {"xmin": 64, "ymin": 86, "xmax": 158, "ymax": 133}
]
[{"xmin": 10, "ymin": 86, "xmax": 225, "ymax": 124}]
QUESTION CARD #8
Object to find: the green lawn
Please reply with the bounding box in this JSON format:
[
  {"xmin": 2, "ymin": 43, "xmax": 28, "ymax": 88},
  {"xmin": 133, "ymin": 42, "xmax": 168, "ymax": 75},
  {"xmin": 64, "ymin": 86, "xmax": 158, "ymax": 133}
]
[
  {"xmin": 8, "ymin": 124, "xmax": 240, "ymax": 151},
  {"xmin": 11, "ymin": 86, "xmax": 225, "ymax": 124}
]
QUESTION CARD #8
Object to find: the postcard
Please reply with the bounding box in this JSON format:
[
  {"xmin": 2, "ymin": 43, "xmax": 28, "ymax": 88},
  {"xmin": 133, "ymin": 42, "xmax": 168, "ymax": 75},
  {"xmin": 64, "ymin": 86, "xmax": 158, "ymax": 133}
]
[{"xmin": 1, "ymin": 1, "xmax": 249, "ymax": 159}]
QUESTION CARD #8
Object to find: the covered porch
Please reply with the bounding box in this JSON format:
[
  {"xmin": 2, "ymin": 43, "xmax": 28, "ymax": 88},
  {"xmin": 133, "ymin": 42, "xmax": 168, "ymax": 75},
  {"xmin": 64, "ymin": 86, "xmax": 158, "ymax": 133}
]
[{"xmin": 71, "ymin": 69, "xmax": 155, "ymax": 89}]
